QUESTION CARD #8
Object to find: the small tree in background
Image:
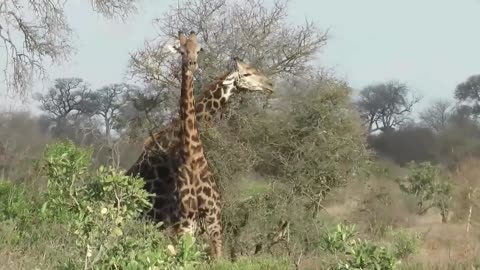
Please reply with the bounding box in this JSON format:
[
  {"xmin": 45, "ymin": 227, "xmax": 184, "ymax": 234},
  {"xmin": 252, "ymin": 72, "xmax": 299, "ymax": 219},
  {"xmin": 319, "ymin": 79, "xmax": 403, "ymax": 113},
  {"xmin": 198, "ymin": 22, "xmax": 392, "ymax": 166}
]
[
  {"xmin": 35, "ymin": 78, "xmax": 94, "ymax": 137},
  {"xmin": 357, "ymin": 80, "xmax": 421, "ymax": 133},
  {"xmin": 85, "ymin": 83, "xmax": 137, "ymax": 141},
  {"xmin": 114, "ymin": 83, "xmax": 176, "ymax": 139},
  {"xmin": 419, "ymin": 99, "xmax": 452, "ymax": 132},
  {"xmin": 397, "ymin": 161, "xmax": 452, "ymax": 223},
  {"xmin": 454, "ymin": 74, "xmax": 480, "ymax": 118}
]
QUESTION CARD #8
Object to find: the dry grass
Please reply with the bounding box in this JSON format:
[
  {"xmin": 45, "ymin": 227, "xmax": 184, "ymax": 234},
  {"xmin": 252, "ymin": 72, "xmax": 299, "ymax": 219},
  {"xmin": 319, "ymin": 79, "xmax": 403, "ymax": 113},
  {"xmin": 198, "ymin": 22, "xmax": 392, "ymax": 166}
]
[
  {"xmin": 320, "ymin": 157, "xmax": 480, "ymax": 269},
  {"xmin": 450, "ymin": 158, "xmax": 480, "ymax": 226}
]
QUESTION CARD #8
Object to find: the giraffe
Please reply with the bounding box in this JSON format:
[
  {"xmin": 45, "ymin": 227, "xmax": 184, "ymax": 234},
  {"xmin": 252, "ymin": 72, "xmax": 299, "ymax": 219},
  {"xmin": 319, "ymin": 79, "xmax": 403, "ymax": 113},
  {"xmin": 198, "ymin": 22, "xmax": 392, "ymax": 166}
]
[
  {"xmin": 170, "ymin": 30, "xmax": 224, "ymax": 259},
  {"xmin": 126, "ymin": 58, "xmax": 274, "ymax": 230},
  {"xmin": 129, "ymin": 56, "xmax": 273, "ymax": 168}
]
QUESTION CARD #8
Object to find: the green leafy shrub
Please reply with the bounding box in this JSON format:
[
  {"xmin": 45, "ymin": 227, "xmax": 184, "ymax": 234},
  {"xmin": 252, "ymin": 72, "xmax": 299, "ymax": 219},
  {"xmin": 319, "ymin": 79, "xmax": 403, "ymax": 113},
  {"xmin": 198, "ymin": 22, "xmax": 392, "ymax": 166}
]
[
  {"xmin": 334, "ymin": 239, "xmax": 398, "ymax": 270},
  {"xmin": 39, "ymin": 141, "xmax": 207, "ymax": 269},
  {"xmin": 97, "ymin": 225, "xmax": 205, "ymax": 270},
  {"xmin": 202, "ymin": 79, "xmax": 370, "ymax": 261},
  {"xmin": 397, "ymin": 161, "xmax": 453, "ymax": 222},
  {"xmin": 388, "ymin": 229, "xmax": 421, "ymax": 260},
  {"xmin": 321, "ymin": 224, "xmax": 357, "ymax": 253},
  {"xmin": 199, "ymin": 257, "xmax": 290, "ymax": 270},
  {"xmin": 0, "ymin": 181, "xmax": 40, "ymax": 246},
  {"xmin": 0, "ymin": 181, "xmax": 36, "ymax": 222},
  {"xmin": 40, "ymin": 141, "xmax": 92, "ymax": 221},
  {"xmin": 321, "ymin": 223, "xmax": 399, "ymax": 270}
]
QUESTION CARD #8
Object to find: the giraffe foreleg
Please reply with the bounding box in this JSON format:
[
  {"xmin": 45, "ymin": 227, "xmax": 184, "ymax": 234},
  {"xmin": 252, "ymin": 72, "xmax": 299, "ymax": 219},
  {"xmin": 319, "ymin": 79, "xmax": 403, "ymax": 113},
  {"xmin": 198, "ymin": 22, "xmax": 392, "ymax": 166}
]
[
  {"xmin": 170, "ymin": 166, "xmax": 199, "ymax": 236},
  {"xmin": 201, "ymin": 200, "xmax": 223, "ymax": 260},
  {"xmin": 197, "ymin": 180, "xmax": 223, "ymax": 259}
]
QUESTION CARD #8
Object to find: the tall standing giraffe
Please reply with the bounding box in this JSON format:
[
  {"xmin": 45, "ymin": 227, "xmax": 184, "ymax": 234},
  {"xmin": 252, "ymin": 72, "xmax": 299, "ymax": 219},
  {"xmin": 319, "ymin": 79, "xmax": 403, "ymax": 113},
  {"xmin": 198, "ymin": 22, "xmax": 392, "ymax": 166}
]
[
  {"xmin": 169, "ymin": 31, "xmax": 223, "ymax": 259},
  {"xmin": 126, "ymin": 59, "xmax": 273, "ymax": 230}
]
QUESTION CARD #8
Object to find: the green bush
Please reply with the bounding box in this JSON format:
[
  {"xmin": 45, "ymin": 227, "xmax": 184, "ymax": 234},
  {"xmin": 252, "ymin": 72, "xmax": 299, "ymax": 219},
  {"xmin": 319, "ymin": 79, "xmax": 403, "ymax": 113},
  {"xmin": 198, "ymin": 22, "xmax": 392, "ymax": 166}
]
[
  {"xmin": 321, "ymin": 223, "xmax": 399, "ymax": 270},
  {"xmin": 321, "ymin": 224, "xmax": 357, "ymax": 253},
  {"xmin": 388, "ymin": 229, "xmax": 421, "ymax": 260},
  {"xmin": 0, "ymin": 181, "xmax": 40, "ymax": 246},
  {"xmin": 199, "ymin": 257, "xmax": 290, "ymax": 270},
  {"xmin": 40, "ymin": 141, "xmax": 92, "ymax": 221},
  {"xmin": 95, "ymin": 225, "xmax": 205, "ymax": 270},
  {"xmin": 0, "ymin": 181, "xmax": 37, "ymax": 222},
  {"xmin": 39, "ymin": 141, "xmax": 207, "ymax": 269},
  {"xmin": 397, "ymin": 161, "xmax": 453, "ymax": 222},
  {"xmin": 201, "ymin": 79, "xmax": 370, "ymax": 260},
  {"xmin": 333, "ymin": 239, "xmax": 398, "ymax": 270}
]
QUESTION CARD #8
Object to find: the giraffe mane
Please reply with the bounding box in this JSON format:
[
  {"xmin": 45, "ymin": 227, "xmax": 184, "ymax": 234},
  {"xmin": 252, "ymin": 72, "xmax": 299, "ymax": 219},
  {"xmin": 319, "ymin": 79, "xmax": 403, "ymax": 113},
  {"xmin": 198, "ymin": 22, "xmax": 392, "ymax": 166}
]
[{"xmin": 196, "ymin": 72, "xmax": 232, "ymax": 102}]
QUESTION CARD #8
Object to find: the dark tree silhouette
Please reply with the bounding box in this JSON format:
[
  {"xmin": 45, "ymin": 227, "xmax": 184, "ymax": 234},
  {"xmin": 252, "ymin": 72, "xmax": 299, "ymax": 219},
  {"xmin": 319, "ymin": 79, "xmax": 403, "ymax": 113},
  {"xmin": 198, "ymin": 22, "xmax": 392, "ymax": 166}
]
[
  {"xmin": 419, "ymin": 100, "xmax": 452, "ymax": 132},
  {"xmin": 86, "ymin": 83, "xmax": 135, "ymax": 140},
  {"xmin": 454, "ymin": 74, "xmax": 480, "ymax": 116},
  {"xmin": 357, "ymin": 80, "xmax": 421, "ymax": 133},
  {"xmin": 35, "ymin": 77, "xmax": 91, "ymax": 136}
]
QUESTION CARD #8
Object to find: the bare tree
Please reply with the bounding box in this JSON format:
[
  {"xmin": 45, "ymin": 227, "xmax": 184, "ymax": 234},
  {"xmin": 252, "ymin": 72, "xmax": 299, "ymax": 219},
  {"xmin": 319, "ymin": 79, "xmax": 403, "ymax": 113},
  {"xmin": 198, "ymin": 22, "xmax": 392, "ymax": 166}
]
[
  {"xmin": 86, "ymin": 83, "xmax": 135, "ymax": 141},
  {"xmin": 0, "ymin": 0, "xmax": 138, "ymax": 97},
  {"xmin": 128, "ymin": 0, "xmax": 328, "ymax": 96},
  {"xmin": 419, "ymin": 100, "xmax": 452, "ymax": 132},
  {"xmin": 115, "ymin": 83, "xmax": 175, "ymax": 138},
  {"xmin": 357, "ymin": 80, "xmax": 421, "ymax": 133},
  {"xmin": 90, "ymin": 0, "xmax": 137, "ymax": 19},
  {"xmin": 35, "ymin": 77, "xmax": 91, "ymax": 135}
]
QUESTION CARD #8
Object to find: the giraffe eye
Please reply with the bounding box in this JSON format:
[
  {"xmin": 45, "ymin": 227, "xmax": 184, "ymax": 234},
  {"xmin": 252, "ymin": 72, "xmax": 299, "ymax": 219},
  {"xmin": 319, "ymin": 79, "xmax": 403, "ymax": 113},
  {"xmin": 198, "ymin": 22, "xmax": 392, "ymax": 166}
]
[{"xmin": 243, "ymin": 73, "xmax": 251, "ymax": 77}]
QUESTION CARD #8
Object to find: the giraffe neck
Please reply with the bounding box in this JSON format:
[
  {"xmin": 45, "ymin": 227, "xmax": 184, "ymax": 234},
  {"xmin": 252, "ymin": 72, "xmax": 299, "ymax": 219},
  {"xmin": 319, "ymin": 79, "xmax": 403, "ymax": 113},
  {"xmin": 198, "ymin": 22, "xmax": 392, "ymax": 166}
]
[
  {"xmin": 139, "ymin": 70, "xmax": 240, "ymax": 154},
  {"xmin": 195, "ymin": 71, "xmax": 239, "ymax": 121},
  {"xmin": 179, "ymin": 65, "xmax": 202, "ymax": 162}
]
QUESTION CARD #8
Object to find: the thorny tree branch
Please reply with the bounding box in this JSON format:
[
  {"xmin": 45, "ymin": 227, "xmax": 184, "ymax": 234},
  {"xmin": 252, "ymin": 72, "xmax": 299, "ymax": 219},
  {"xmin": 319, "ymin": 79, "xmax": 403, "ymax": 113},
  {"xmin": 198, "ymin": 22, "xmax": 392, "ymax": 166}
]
[
  {"xmin": 0, "ymin": 0, "xmax": 138, "ymax": 98},
  {"xmin": 89, "ymin": 0, "xmax": 137, "ymax": 20},
  {"xmin": 128, "ymin": 0, "xmax": 328, "ymax": 99}
]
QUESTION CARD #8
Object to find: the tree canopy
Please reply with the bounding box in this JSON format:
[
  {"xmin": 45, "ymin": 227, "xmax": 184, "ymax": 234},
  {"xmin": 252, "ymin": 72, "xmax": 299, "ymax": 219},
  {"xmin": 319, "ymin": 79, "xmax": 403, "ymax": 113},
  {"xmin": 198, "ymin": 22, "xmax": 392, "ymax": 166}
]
[{"xmin": 357, "ymin": 80, "xmax": 421, "ymax": 133}]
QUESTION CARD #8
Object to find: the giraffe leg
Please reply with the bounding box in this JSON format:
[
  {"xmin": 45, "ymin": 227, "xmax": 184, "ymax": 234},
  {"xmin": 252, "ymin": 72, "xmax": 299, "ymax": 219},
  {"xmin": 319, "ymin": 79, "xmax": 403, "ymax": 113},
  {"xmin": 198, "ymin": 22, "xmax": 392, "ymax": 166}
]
[
  {"xmin": 203, "ymin": 203, "xmax": 223, "ymax": 260},
  {"xmin": 170, "ymin": 166, "xmax": 199, "ymax": 236},
  {"xmin": 197, "ymin": 174, "xmax": 223, "ymax": 259}
]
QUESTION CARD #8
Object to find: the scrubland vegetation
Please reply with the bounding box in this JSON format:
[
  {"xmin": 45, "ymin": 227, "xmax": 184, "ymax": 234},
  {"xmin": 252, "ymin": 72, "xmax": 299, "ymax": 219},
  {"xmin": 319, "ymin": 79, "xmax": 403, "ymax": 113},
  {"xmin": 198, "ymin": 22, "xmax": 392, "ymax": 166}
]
[{"xmin": 1, "ymin": 0, "xmax": 480, "ymax": 269}]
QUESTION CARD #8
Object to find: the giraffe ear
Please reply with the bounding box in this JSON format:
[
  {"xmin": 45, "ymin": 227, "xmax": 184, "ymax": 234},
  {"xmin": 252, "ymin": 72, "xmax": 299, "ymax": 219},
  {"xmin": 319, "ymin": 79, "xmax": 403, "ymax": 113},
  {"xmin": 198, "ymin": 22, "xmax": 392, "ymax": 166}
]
[
  {"xmin": 234, "ymin": 57, "xmax": 247, "ymax": 72},
  {"xmin": 167, "ymin": 38, "xmax": 182, "ymax": 54},
  {"xmin": 178, "ymin": 31, "xmax": 187, "ymax": 46},
  {"xmin": 167, "ymin": 45, "xmax": 180, "ymax": 54}
]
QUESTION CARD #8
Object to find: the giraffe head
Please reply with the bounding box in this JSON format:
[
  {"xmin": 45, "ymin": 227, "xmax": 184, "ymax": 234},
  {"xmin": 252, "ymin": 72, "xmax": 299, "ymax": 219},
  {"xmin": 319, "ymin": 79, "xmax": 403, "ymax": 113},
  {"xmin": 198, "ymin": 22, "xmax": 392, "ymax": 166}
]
[
  {"xmin": 233, "ymin": 57, "xmax": 274, "ymax": 94},
  {"xmin": 173, "ymin": 31, "xmax": 203, "ymax": 72}
]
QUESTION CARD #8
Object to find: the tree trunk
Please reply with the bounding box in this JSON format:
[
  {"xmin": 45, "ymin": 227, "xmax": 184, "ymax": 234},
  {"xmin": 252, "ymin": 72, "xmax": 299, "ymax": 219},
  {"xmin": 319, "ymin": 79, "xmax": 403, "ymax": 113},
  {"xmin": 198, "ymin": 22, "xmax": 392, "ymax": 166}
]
[{"xmin": 441, "ymin": 211, "xmax": 448, "ymax": 223}]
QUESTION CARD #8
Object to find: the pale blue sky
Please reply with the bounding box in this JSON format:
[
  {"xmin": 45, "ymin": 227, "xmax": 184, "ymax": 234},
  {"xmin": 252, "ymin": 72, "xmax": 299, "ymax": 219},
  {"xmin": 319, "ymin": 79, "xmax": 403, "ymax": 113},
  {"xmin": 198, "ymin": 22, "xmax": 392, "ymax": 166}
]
[{"xmin": 1, "ymin": 0, "xmax": 480, "ymax": 114}]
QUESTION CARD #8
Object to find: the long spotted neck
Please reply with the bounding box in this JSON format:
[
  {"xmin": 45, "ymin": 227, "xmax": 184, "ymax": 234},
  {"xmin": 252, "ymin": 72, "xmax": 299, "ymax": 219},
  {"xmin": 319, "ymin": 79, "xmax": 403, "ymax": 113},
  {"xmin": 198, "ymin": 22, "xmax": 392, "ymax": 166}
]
[
  {"xmin": 138, "ymin": 71, "xmax": 239, "ymax": 154},
  {"xmin": 195, "ymin": 71, "xmax": 239, "ymax": 122},
  {"xmin": 179, "ymin": 64, "xmax": 202, "ymax": 162}
]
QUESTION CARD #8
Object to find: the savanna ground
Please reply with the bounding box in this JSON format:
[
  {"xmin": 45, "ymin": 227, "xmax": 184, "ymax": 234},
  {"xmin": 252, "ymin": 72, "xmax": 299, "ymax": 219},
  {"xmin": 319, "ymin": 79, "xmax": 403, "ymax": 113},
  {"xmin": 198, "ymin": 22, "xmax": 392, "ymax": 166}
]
[{"xmin": 1, "ymin": 0, "xmax": 480, "ymax": 269}]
